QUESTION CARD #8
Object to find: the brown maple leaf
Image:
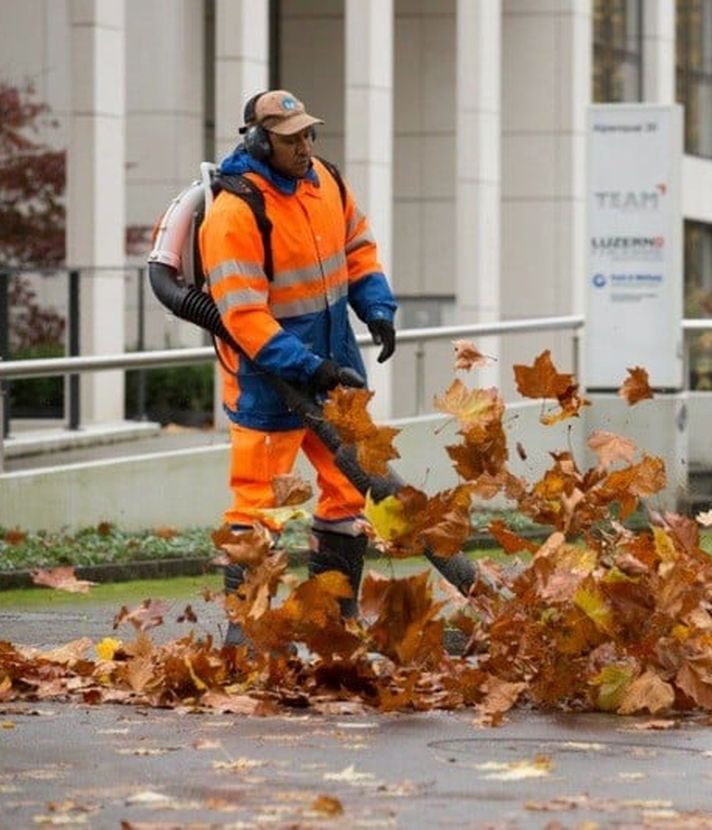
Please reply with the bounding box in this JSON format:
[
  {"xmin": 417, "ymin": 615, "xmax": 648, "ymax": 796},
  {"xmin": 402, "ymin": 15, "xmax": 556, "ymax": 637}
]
[
  {"xmin": 113, "ymin": 599, "xmax": 169, "ymax": 631},
  {"xmin": 675, "ymin": 663, "xmax": 712, "ymax": 710},
  {"xmin": 618, "ymin": 366, "xmax": 654, "ymax": 405},
  {"xmin": 356, "ymin": 423, "xmax": 401, "ymax": 476},
  {"xmin": 211, "ymin": 524, "xmax": 273, "ymax": 568},
  {"xmin": 477, "ymin": 674, "xmax": 527, "ymax": 722},
  {"xmin": 421, "ymin": 506, "xmax": 472, "ymax": 558},
  {"xmin": 618, "ymin": 669, "xmax": 675, "ymax": 715},
  {"xmin": 177, "ymin": 605, "xmax": 198, "ymax": 624},
  {"xmin": 539, "ymin": 383, "xmax": 590, "ymax": 426},
  {"xmin": 387, "ymin": 484, "xmax": 474, "ymax": 559},
  {"xmin": 513, "ymin": 350, "xmax": 573, "ymax": 400},
  {"xmin": 248, "ymin": 570, "xmax": 360, "ymax": 659},
  {"xmin": 323, "ymin": 386, "xmax": 375, "ymax": 444},
  {"xmin": 587, "ymin": 430, "xmax": 636, "ymax": 469},
  {"xmin": 31, "ymin": 567, "xmax": 97, "ymax": 594},
  {"xmin": 593, "ymin": 455, "xmax": 666, "ymax": 519},
  {"xmin": 323, "ymin": 386, "xmax": 400, "ymax": 476},
  {"xmin": 224, "ymin": 551, "xmax": 289, "ymax": 630},
  {"xmin": 272, "ymin": 474, "xmax": 313, "ymax": 507},
  {"xmin": 434, "ymin": 380, "xmax": 503, "ymax": 432},
  {"xmin": 446, "ymin": 420, "xmax": 509, "ymax": 480},
  {"xmin": 452, "ymin": 339, "xmax": 495, "ymax": 372},
  {"xmin": 488, "ymin": 520, "xmax": 538, "ymax": 555},
  {"xmin": 362, "ymin": 571, "xmax": 445, "ymax": 665}
]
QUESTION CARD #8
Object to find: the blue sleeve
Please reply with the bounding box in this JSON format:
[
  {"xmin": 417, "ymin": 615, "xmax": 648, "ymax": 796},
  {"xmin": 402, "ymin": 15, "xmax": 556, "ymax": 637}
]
[
  {"xmin": 348, "ymin": 272, "xmax": 398, "ymax": 324},
  {"xmin": 253, "ymin": 330, "xmax": 322, "ymax": 384}
]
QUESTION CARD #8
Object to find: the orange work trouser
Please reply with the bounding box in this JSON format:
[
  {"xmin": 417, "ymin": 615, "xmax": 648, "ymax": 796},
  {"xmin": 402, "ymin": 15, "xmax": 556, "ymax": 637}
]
[{"xmin": 225, "ymin": 423, "xmax": 364, "ymax": 529}]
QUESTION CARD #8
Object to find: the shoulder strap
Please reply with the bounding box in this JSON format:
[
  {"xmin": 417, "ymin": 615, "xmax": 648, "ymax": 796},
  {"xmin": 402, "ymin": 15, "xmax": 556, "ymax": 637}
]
[
  {"xmin": 215, "ymin": 173, "xmax": 274, "ymax": 281},
  {"xmin": 315, "ymin": 156, "xmax": 347, "ymax": 210}
]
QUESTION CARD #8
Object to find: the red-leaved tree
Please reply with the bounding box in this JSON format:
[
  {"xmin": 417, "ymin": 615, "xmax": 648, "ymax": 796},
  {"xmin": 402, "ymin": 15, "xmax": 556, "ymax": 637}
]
[{"xmin": 0, "ymin": 80, "xmax": 66, "ymax": 349}]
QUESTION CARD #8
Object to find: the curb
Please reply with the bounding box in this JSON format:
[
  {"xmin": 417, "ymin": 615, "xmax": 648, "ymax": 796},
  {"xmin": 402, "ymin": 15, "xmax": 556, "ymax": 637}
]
[{"xmin": 0, "ymin": 549, "xmax": 312, "ymax": 591}]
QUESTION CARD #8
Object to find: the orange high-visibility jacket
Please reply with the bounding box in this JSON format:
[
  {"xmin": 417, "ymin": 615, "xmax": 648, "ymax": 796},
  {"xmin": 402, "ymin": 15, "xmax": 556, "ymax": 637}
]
[{"xmin": 199, "ymin": 150, "xmax": 397, "ymax": 430}]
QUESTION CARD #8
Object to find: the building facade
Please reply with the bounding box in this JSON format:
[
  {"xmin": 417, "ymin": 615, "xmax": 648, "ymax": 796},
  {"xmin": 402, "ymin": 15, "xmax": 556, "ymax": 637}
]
[{"xmin": 1, "ymin": 0, "xmax": 712, "ymax": 422}]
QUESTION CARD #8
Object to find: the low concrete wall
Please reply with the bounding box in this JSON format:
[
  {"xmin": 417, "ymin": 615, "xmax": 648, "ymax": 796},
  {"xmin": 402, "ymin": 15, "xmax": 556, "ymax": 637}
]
[
  {"xmin": 0, "ymin": 396, "xmax": 687, "ymax": 532},
  {"xmin": 686, "ymin": 392, "xmax": 712, "ymax": 468}
]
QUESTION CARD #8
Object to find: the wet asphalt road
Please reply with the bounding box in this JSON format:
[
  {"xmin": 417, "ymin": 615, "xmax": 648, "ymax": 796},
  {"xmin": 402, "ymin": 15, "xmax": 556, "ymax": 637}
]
[{"xmin": 3, "ymin": 600, "xmax": 712, "ymax": 828}]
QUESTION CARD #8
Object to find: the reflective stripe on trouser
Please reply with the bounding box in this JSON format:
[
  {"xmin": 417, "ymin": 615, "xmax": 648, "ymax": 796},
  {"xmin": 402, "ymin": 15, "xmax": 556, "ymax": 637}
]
[{"xmin": 224, "ymin": 423, "xmax": 364, "ymax": 529}]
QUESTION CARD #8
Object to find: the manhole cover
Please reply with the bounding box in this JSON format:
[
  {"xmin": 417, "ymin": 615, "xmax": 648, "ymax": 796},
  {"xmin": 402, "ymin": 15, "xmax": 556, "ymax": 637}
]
[{"xmin": 429, "ymin": 736, "xmax": 706, "ymax": 758}]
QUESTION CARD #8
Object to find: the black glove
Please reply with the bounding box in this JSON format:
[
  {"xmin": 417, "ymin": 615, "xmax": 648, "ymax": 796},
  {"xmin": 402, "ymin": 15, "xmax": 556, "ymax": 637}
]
[
  {"xmin": 310, "ymin": 360, "xmax": 366, "ymax": 393},
  {"xmin": 367, "ymin": 319, "xmax": 396, "ymax": 363}
]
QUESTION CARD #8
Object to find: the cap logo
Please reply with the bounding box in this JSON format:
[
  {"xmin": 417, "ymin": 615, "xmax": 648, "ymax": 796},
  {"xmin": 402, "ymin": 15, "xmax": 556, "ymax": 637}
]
[{"xmin": 281, "ymin": 96, "xmax": 298, "ymax": 111}]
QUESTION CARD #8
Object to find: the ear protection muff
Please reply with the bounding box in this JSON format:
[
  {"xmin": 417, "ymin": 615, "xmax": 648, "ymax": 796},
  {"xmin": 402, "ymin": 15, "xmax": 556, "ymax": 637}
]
[
  {"xmin": 240, "ymin": 91, "xmax": 272, "ymax": 161},
  {"xmin": 243, "ymin": 123, "xmax": 272, "ymax": 161}
]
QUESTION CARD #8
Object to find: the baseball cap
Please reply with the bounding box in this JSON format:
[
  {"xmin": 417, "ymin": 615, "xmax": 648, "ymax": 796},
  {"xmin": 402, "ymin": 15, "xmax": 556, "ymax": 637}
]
[{"xmin": 246, "ymin": 90, "xmax": 324, "ymax": 136}]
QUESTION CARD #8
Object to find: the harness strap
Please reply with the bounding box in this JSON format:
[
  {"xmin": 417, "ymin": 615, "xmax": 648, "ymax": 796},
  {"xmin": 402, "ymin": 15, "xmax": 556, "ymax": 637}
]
[
  {"xmin": 315, "ymin": 156, "xmax": 347, "ymax": 209},
  {"xmin": 216, "ymin": 174, "xmax": 274, "ymax": 281}
]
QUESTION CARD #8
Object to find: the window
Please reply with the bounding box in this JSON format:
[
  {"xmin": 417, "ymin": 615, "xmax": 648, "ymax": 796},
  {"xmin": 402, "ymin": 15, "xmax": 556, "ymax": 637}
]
[
  {"xmin": 676, "ymin": 0, "xmax": 712, "ymax": 158},
  {"xmin": 593, "ymin": 0, "xmax": 643, "ymax": 102},
  {"xmin": 684, "ymin": 220, "xmax": 712, "ymax": 389}
]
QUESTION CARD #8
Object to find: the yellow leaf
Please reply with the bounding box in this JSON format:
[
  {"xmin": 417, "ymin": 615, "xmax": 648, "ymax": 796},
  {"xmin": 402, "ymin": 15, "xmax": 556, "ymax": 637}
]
[
  {"xmin": 364, "ymin": 491, "xmax": 410, "ymax": 542},
  {"xmin": 96, "ymin": 637, "xmax": 122, "ymax": 661},
  {"xmin": 653, "ymin": 526, "xmax": 678, "ymax": 572},
  {"xmin": 591, "ymin": 664, "xmax": 635, "ymax": 712},
  {"xmin": 476, "ymin": 755, "xmax": 553, "ymax": 780},
  {"xmin": 573, "ymin": 581, "xmax": 616, "ymax": 635},
  {"xmin": 184, "ymin": 656, "xmax": 207, "ymax": 691}
]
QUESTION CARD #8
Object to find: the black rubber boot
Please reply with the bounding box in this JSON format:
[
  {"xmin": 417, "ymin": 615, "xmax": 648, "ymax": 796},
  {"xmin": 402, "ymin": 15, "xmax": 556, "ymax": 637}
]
[
  {"xmin": 308, "ymin": 530, "xmax": 367, "ymax": 619},
  {"xmin": 223, "ymin": 562, "xmax": 249, "ymax": 647}
]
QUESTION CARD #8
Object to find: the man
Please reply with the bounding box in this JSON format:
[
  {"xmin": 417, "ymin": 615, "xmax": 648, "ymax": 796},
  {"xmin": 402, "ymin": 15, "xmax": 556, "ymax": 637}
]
[{"xmin": 199, "ymin": 89, "xmax": 397, "ymax": 646}]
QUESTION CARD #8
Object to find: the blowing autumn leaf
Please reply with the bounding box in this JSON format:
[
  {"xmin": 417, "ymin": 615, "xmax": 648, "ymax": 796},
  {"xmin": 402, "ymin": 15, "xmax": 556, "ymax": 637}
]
[
  {"xmin": 452, "ymin": 339, "xmax": 495, "ymax": 372},
  {"xmin": 587, "ymin": 430, "xmax": 636, "ymax": 469},
  {"xmin": 619, "ymin": 366, "xmax": 654, "ymax": 405},
  {"xmin": 323, "ymin": 386, "xmax": 400, "ymax": 476},
  {"xmin": 434, "ymin": 380, "xmax": 502, "ymax": 432},
  {"xmin": 513, "ymin": 350, "xmax": 589, "ymax": 425},
  {"xmin": 31, "ymin": 566, "xmax": 96, "ymax": 594}
]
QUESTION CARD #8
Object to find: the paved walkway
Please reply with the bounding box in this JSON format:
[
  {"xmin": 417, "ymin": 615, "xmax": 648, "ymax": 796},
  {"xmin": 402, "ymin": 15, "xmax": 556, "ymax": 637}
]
[{"xmin": 2, "ymin": 592, "xmax": 712, "ymax": 828}]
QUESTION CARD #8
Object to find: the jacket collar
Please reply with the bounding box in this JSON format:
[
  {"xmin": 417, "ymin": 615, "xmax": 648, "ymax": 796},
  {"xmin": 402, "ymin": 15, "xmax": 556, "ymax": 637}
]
[{"xmin": 218, "ymin": 145, "xmax": 319, "ymax": 195}]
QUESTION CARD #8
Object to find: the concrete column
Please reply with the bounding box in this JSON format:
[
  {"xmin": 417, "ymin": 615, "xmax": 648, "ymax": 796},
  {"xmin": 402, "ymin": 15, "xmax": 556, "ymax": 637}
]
[
  {"xmin": 214, "ymin": 0, "xmax": 269, "ymax": 163},
  {"xmin": 642, "ymin": 0, "xmax": 676, "ymax": 103},
  {"xmin": 125, "ymin": 0, "xmax": 205, "ymax": 351},
  {"xmin": 455, "ymin": 0, "xmax": 501, "ymax": 387},
  {"xmin": 345, "ymin": 0, "xmax": 394, "ymax": 419},
  {"xmin": 501, "ymin": 1, "xmax": 591, "ymax": 395},
  {"xmin": 67, "ymin": 0, "xmax": 126, "ymax": 424},
  {"xmin": 213, "ymin": 0, "xmax": 269, "ymax": 428}
]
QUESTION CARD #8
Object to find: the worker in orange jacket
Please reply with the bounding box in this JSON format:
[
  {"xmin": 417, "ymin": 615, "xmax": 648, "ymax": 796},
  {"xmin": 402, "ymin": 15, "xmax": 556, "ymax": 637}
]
[{"xmin": 199, "ymin": 90, "xmax": 397, "ymax": 646}]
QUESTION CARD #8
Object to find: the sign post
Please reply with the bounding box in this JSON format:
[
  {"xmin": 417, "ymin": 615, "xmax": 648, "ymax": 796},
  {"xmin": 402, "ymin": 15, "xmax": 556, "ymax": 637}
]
[{"xmin": 586, "ymin": 104, "xmax": 683, "ymax": 390}]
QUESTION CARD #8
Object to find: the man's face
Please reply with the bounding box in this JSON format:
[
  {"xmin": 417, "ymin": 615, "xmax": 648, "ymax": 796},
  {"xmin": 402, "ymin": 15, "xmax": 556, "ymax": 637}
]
[{"xmin": 268, "ymin": 127, "xmax": 314, "ymax": 178}]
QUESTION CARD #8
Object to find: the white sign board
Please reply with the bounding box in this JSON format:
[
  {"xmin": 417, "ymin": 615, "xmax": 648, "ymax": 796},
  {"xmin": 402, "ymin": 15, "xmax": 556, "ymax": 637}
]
[{"xmin": 586, "ymin": 105, "xmax": 683, "ymax": 390}]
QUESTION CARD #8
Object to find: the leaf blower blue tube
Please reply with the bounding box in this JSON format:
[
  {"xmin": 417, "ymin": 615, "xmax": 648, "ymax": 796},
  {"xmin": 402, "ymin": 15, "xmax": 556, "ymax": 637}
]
[{"xmin": 148, "ymin": 262, "xmax": 476, "ymax": 595}]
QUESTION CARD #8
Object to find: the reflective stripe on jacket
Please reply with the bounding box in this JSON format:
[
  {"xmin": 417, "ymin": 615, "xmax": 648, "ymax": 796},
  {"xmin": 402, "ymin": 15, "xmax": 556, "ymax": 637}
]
[{"xmin": 199, "ymin": 154, "xmax": 397, "ymax": 430}]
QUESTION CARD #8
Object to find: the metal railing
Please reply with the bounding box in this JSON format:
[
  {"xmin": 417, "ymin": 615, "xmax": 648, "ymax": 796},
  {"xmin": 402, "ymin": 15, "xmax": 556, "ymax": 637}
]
[
  {"xmin": 0, "ymin": 265, "xmax": 150, "ymax": 435},
  {"xmin": 0, "ymin": 314, "xmax": 585, "ymax": 473}
]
